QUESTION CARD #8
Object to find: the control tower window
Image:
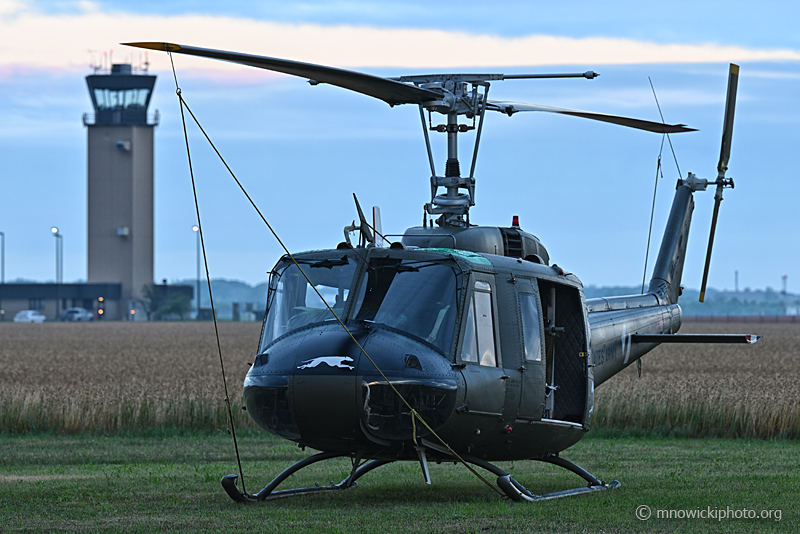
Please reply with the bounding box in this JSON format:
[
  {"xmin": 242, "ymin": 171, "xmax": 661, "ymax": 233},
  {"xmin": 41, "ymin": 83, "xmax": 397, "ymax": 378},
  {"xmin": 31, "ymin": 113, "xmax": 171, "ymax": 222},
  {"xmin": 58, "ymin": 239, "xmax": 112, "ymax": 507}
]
[{"xmin": 93, "ymin": 88, "xmax": 150, "ymax": 110}]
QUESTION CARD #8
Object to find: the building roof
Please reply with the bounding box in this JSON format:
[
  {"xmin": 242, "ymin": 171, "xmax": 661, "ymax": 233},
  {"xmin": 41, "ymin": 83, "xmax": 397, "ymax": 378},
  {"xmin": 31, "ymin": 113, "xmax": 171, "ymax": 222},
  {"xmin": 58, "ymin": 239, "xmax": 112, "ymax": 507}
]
[{"xmin": 0, "ymin": 283, "xmax": 122, "ymax": 300}]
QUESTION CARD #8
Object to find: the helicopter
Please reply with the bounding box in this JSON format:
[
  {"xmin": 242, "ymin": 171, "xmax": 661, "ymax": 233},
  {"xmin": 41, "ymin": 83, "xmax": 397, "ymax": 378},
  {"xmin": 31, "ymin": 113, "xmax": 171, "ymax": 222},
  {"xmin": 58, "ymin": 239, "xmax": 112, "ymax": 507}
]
[{"xmin": 126, "ymin": 42, "xmax": 760, "ymax": 503}]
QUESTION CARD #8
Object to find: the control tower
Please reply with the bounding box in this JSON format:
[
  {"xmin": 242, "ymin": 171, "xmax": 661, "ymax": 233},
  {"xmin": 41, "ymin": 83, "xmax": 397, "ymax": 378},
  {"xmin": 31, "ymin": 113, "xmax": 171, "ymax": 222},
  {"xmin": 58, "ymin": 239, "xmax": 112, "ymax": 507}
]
[{"xmin": 83, "ymin": 63, "xmax": 158, "ymax": 319}]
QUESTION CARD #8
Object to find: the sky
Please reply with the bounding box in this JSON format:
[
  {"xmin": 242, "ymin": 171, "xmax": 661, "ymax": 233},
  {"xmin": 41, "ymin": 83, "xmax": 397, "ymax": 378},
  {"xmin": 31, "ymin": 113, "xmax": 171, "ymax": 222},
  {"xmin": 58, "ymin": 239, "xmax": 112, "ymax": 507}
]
[{"xmin": 1, "ymin": 0, "xmax": 798, "ymax": 294}]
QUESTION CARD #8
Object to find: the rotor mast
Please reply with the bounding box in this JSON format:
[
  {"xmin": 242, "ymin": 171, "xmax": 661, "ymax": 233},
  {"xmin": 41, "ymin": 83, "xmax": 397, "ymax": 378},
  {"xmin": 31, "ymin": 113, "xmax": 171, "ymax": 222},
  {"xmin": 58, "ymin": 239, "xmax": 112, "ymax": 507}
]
[
  {"xmin": 414, "ymin": 75, "xmax": 478, "ymax": 228},
  {"xmin": 414, "ymin": 73, "xmax": 599, "ymax": 228}
]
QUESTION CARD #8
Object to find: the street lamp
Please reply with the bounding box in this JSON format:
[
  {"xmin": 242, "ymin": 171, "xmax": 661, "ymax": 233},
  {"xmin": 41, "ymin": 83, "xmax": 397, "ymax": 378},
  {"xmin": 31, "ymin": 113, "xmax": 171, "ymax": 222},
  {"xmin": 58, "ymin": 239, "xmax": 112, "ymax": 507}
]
[
  {"xmin": 51, "ymin": 227, "xmax": 63, "ymax": 319},
  {"xmin": 192, "ymin": 225, "xmax": 200, "ymax": 320},
  {"xmin": 51, "ymin": 227, "xmax": 62, "ymax": 283}
]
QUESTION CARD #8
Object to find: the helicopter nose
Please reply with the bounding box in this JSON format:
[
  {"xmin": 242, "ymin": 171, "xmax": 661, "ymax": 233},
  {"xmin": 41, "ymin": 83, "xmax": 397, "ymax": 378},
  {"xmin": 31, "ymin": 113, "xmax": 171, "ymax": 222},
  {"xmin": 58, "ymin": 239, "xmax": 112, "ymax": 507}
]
[
  {"xmin": 243, "ymin": 325, "xmax": 364, "ymax": 444},
  {"xmin": 244, "ymin": 323, "xmax": 459, "ymax": 449},
  {"xmin": 287, "ymin": 327, "xmax": 365, "ymax": 448}
]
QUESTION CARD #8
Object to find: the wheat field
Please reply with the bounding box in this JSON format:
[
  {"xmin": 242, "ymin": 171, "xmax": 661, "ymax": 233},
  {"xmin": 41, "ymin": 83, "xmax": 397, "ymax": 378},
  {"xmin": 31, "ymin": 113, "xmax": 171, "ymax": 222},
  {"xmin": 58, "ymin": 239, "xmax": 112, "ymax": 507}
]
[
  {"xmin": 1, "ymin": 321, "xmax": 798, "ymax": 438},
  {"xmin": 594, "ymin": 322, "xmax": 800, "ymax": 439},
  {"xmin": 0, "ymin": 322, "xmax": 260, "ymax": 433}
]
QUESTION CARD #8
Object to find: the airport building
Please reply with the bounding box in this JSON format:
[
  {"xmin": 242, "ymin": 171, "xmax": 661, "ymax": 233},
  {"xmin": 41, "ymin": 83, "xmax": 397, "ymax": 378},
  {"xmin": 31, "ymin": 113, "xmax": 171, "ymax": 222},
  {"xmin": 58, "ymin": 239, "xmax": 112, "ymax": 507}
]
[
  {"xmin": 0, "ymin": 63, "xmax": 192, "ymax": 321},
  {"xmin": 84, "ymin": 62, "xmax": 158, "ymax": 319}
]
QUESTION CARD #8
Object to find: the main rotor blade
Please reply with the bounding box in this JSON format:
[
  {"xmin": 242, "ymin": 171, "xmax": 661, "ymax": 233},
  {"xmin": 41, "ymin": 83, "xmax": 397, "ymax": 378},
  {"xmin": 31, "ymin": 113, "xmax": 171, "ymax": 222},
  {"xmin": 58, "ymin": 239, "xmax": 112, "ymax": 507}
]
[
  {"xmin": 718, "ymin": 63, "xmax": 739, "ymax": 176},
  {"xmin": 699, "ymin": 193, "xmax": 723, "ymax": 302},
  {"xmin": 487, "ymin": 101, "xmax": 696, "ymax": 134},
  {"xmin": 123, "ymin": 42, "xmax": 442, "ymax": 106}
]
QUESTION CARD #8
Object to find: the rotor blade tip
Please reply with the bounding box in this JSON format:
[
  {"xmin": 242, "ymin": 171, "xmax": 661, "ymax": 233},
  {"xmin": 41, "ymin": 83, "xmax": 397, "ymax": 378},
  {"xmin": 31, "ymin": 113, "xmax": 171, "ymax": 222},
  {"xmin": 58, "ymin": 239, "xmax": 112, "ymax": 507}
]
[
  {"xmin": 730, "ymin": 64, "xmax": 740, "ymax": 74},
  {"xmin": 699, "ymin": 292, "xmax": 706, "ymax": 303},
  {"xmin": 122, "ymin": 42, "xmax": 181, "ymax": 52}
]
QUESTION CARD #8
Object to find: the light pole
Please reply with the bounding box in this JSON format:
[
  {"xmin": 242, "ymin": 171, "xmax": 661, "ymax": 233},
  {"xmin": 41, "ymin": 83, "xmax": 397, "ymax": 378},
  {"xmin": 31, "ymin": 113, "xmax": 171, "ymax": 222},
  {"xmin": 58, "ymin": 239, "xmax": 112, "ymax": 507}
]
[
  {"xmin": 51, "ymin": 227, "xmax": 63, "ymax": 283},
  {"xmin": 192, "ymin": 225, "xmax": 200, "ymax": 320},
  {"xmin": 51, "ymin": 227, "xmax": 63, "ymax": 319}
]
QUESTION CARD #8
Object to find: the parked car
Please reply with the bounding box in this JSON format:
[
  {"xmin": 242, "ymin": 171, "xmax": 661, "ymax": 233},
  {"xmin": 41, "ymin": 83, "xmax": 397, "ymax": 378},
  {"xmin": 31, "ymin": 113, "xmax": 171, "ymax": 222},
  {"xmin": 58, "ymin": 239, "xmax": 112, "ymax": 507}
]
[
  {"xmin": 14, "ymin": 310, "xmax": 46, "ymax": 323},
  {"xmin": 60, "ymin": 307, "xmax": 94, "ymax": 322}
]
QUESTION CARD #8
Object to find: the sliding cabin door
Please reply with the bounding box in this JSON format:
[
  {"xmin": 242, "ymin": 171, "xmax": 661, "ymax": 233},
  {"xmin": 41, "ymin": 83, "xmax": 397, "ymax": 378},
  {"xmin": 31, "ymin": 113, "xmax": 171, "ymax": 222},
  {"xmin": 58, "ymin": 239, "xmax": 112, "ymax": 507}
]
[{"xmin": 537, "ymin": 281, "xmax": 588, "ymax": 425}]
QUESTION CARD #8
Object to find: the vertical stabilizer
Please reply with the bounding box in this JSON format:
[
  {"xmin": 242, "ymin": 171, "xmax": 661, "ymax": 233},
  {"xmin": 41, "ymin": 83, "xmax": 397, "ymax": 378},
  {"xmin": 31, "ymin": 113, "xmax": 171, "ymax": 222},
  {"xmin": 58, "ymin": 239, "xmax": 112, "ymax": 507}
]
[{"xmin": 647, "ymin": 180, "xmax": 697, "ymax": 304}]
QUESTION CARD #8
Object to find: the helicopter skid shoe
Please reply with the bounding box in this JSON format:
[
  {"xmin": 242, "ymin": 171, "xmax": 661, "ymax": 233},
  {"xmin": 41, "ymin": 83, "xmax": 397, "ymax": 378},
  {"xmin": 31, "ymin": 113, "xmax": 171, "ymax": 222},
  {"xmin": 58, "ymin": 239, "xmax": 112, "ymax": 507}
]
[
  {"xmin": 497, "ymin": 475, "xmax": 620, "ymax": 502},
  {"xmin": 221, "ymin": 451, "xmax": 395, "ymax": 503},
  {"xmin": 461, "ymin": 454, "xmax": 619, "ymax": 502}
]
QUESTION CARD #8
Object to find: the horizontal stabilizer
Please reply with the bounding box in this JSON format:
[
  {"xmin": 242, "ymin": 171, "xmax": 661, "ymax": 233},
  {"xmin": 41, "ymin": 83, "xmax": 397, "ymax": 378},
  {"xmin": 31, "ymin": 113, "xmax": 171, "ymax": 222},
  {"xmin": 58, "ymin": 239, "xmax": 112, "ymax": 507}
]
[{"xmin": 631, "ymin": 334, "xmax": 761, "ymax": 344}]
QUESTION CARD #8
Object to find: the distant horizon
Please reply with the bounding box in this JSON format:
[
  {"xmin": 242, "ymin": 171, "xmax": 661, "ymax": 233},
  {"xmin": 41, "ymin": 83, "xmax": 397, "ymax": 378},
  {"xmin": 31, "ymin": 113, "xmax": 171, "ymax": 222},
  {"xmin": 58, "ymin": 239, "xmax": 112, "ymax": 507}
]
[{"xmin": 2, "ymin": 276, "xmax": 794, "ymax": 297}]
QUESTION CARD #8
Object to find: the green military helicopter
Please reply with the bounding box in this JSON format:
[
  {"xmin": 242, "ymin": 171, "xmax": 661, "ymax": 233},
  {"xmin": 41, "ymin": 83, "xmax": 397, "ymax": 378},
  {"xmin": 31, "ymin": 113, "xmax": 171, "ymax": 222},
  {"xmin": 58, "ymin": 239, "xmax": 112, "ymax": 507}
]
[{"xmin": 126, "ymin": 42, "xmax": 759, "ymax": 503}]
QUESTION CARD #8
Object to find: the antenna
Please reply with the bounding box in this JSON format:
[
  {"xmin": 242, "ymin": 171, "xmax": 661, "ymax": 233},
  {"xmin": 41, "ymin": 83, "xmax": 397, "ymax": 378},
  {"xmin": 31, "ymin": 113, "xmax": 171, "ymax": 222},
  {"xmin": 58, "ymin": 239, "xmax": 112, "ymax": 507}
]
[{"xmin": 88, "ymin": 49, "xmax": 102, "ymax": 73}]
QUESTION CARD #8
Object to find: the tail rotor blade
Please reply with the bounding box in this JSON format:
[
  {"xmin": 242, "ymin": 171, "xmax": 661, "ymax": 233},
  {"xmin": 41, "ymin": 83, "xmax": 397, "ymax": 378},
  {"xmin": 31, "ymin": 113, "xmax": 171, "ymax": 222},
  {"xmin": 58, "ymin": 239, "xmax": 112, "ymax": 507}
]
[
  {"xmin": 700, "ymin": 63, "xmax": 739, "ymax": 303},
  {"xmin": 699, "ymin": 194, "xmax": 722, "ymax": 302},
  {"xmin": 718, "ymin": 64, "xmax": 739, "ymax": 177}
]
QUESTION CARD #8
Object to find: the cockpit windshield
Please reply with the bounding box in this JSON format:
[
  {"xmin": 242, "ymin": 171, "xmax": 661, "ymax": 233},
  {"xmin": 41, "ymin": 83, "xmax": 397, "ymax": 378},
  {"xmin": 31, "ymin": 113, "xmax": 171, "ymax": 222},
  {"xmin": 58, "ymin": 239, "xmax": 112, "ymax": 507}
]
[
  {"xmin": 259, "ymin": 254, "xmax": 461, "ymax": 356},
  {"xmin": 351, "ymin": 259, "xmax": 459, "ymax": 354},
  {"xmin": 260, "ymin": 256, "xmax": 358, "ymax": 351}
]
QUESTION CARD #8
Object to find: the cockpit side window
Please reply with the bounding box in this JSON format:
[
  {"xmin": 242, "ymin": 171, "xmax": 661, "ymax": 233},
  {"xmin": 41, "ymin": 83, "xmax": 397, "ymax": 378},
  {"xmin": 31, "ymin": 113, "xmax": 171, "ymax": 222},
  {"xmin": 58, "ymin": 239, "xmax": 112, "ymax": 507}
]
[
  {"xmin": 461, "ymin": 280, "xmax": 498, "ymax": 367},
  {"xmin": 460, "ymin": 298, "xmax": 478, "ymax": 363}
]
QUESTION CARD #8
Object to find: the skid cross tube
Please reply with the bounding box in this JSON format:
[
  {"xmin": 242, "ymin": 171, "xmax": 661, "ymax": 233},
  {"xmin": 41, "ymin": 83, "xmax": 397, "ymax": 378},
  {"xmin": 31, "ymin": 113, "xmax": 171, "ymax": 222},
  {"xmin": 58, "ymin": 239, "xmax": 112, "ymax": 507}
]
[{"xmin": 221, "ymin": 452, "xmax": 395, "ymax": 503}]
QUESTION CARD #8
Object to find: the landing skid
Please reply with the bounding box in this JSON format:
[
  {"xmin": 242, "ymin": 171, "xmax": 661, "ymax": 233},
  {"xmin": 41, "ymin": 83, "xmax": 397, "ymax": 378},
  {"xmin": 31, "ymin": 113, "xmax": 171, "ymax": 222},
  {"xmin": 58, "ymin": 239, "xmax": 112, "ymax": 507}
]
[
  {"xmin": 221, "ymin": 451, "xmax": 394, "ymax": 503},
  {"xmin": 220, "ymin": 451, "xmax": 619, "ymax": 503}
]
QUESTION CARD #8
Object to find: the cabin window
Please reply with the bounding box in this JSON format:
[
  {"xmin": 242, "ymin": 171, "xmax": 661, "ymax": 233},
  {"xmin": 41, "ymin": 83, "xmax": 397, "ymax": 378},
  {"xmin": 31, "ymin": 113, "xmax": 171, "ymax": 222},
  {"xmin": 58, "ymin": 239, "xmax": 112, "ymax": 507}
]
[
  {"xmin": 461, "ymin": 280, "xmax": 497, "ymax": 366},
  {"xmin": 520, "ymin": 293, "xmax": 542, "ymax": 361}
]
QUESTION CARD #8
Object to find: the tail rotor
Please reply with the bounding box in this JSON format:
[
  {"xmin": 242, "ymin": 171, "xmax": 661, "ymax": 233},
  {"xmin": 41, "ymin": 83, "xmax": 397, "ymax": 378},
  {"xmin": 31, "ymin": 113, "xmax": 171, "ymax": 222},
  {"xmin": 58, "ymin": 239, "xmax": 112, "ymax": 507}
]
[{"xmin": 699, "ymin": 63, "xmax": 739, "ymax": 303}]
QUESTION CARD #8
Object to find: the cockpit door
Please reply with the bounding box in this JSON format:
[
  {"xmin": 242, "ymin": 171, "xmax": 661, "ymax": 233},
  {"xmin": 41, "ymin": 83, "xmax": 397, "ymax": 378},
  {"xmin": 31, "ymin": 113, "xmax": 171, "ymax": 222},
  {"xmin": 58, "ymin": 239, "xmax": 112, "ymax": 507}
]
[{"xmin": 458, "ymin": 275, "xmax": 507, "ymax": 416}]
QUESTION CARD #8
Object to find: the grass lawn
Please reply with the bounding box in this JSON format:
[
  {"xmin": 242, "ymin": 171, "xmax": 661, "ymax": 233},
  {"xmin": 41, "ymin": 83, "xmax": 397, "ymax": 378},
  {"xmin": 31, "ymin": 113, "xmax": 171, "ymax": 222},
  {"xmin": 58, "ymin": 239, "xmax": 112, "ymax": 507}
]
[{"xmin": 1, "ymin": 430, "xmax": 797, "ymax": 533}]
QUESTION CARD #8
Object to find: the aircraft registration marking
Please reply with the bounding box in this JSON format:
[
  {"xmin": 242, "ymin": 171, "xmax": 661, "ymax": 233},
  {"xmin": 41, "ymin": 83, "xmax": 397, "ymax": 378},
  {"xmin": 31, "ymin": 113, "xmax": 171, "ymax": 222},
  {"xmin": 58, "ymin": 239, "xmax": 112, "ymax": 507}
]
[{"xmin": 621, "ymin": 326, "xmax": 632, "ymax": 365}]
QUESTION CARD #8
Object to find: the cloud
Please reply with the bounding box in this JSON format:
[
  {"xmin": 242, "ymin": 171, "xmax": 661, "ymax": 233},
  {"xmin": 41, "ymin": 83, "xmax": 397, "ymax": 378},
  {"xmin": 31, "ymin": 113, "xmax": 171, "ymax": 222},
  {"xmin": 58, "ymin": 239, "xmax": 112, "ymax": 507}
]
[
  {"xmin": 743, "ymin": 69, "xmax": 800, "ymax": 80},
  {"xmin": 1, "ymin": 3, "xmax": 799, "ymax": 80}
]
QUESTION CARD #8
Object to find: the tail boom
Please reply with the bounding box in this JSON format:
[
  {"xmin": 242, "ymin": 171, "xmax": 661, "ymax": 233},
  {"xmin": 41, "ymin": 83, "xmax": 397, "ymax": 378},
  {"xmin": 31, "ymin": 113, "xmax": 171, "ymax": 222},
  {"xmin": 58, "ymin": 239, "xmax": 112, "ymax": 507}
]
[{"xmin": 588, "ymin": 303, "xmax": 681, "ymax": 386}]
